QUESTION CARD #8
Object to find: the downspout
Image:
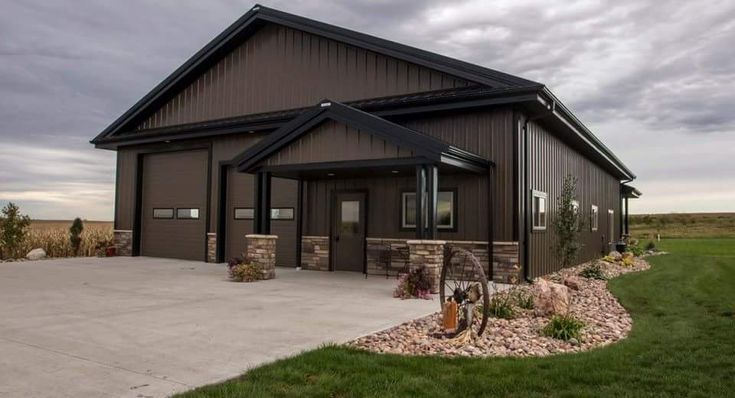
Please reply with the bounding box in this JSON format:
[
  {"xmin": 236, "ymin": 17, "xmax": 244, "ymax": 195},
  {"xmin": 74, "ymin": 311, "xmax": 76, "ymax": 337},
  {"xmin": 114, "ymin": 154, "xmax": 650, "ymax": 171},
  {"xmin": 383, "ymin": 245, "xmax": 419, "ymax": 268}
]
[{"xmin": 522, "ymin": 99, "xmax": 556, "ymax": 282}]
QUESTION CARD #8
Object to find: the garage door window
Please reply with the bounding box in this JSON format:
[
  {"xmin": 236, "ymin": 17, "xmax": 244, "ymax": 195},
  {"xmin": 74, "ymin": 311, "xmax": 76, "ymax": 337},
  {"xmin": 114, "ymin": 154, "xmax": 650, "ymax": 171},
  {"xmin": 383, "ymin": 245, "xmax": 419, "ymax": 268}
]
[
  {"xmin": 234, "ymin": 208, "xmax": 294, "ymax": 220},
  {"xmin": 152, "ymin": 208, "xmax": 174, "ymax": 219},
  {"xmin": 177, "ymin": 208, "xmax": 200, "ymax": 220}
]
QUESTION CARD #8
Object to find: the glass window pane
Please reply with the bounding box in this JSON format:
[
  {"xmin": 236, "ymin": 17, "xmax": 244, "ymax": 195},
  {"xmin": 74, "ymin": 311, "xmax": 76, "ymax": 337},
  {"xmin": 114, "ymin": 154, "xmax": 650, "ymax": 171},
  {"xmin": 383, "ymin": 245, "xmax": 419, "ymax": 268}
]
[
  {"xmin": 271, "ymin": 208, "xmax": 294, "ymax": 220},
  {"xmin": 340, "ymin": 200, "xmax": 360, "ymax": 234},
  {"xmin": 177, "ymin": 208, "xmax": 199, "ymax": 220},
  {"xmin": 153, "ymin": 208, "xmax": 173, "ymax": 219},
  {"xmin": 437, "ymin": 191, "xmax": 453, "ymax": 229},
  {"xmin": 234, "ymin": 208, "xmax": 254, "ymax": 220},
  {"xmin": 403, "ymin": 193, "xmax": 416, "ymax": 227}
]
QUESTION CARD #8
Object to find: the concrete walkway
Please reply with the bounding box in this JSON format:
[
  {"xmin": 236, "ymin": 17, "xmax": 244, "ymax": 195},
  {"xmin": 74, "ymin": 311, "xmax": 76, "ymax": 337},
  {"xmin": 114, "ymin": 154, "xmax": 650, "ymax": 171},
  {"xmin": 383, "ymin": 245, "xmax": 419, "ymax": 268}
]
[{"xmin": 0, "ymin": 257, "xmax": 436, "ymax": 397}]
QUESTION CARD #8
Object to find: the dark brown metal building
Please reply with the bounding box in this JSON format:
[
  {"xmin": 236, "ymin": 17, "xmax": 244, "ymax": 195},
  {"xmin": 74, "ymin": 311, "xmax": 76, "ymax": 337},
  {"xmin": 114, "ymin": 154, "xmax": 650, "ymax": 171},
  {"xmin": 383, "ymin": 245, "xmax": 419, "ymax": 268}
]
[{"xmin": 92, "ymin": 5, "xmax": 639, "ymax": 282}]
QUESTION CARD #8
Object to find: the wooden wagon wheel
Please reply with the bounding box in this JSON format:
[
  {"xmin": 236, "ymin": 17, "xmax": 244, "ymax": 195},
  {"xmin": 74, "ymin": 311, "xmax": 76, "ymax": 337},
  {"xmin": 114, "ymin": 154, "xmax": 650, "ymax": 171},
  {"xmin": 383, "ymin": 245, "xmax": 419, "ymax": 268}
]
[{"xmin": 439, "ymin": 247, "xmax": 492, "ymax": 337}]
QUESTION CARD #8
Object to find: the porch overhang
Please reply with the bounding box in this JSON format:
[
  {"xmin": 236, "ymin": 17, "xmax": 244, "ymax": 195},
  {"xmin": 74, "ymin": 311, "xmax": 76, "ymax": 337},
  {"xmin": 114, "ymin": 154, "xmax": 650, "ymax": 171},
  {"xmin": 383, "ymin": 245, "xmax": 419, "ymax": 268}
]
[
  {"xmin": 233, "ymin": 99, "xmax": 491, "ymax": 176},
  {"xmin": 622, "ymin": 184, "xmax": 642, "ymax": 199}
]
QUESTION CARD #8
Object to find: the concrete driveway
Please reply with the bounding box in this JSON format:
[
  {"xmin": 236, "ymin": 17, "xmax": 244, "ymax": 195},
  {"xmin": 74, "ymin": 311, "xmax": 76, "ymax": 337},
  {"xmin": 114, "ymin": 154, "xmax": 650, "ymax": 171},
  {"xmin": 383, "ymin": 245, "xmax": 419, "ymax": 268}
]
[{"xmin": 0, "ymin": 257, "xmax": 435, "ymax": 397}]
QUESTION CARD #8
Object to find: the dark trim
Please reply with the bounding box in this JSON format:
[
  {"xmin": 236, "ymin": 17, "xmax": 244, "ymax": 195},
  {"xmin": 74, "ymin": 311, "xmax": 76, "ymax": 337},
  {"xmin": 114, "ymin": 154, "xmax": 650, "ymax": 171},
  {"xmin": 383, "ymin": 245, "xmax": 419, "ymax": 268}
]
[
  {"xmin": 113, "ymin": 154, "xmax": 121, "ymax": 229},
  {"xmin": 204, "ymin": 144, "xmax": 213, "ymax": 260},
  {"xmin": 253, "ymin": 172, "xmax": 272, "ymax": 234},
  {"xmin": 260, "ymin": 157, "xmax": 429, "ymax": 175},
  {"xmin": 216, "ymin": 162, "xmax": 228, "ymax": 262},
  {"xmin": 487, "ymin": 165, "xmax": 496, "ymax": 279},
  {"xmin": 296, "ymin": 179, "xmax": 304, "ymax": 269},
  {"xmin": 426, "ymin": 165, "xmax": 438, "ymax": 239},
  {"xmin": 133, "ymin": 154, "xmax": 143, "ymax": 256},
  {"xmin": 415, "ymin": 165, "xmax": 426, "ymax": 239}
]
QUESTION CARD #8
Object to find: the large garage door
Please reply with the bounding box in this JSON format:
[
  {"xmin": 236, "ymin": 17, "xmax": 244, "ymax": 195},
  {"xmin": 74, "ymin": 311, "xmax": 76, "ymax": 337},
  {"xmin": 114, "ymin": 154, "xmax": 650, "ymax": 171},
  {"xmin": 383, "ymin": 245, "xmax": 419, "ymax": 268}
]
[
  {"xmin": 141, "ymin": 150, "xmax": 208, "ymax": 261},
  {"xmin": 225, "ymin": 167, "xmax": 298, "ymax": 266}
]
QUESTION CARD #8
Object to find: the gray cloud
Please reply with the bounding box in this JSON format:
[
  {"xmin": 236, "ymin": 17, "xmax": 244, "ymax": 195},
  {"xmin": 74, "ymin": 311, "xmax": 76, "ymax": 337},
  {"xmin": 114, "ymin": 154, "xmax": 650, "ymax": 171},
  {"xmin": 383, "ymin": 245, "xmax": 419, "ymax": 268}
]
[{"xmin": 0, "ymin": 0, "xmax": 733, "ymax": 218}]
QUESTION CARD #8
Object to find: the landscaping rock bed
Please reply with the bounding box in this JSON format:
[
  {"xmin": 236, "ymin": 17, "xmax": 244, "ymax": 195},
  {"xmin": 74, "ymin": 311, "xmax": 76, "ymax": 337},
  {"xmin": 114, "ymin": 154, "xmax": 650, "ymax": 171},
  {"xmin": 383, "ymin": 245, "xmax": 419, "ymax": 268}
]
[{"xmin": 349, "ymin": 256, "xmax": 651, "ymax": 357}]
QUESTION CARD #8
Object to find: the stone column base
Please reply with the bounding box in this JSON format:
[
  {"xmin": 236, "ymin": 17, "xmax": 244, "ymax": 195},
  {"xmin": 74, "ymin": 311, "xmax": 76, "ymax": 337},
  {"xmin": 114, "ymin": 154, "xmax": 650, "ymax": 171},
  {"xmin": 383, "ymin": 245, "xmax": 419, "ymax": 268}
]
[
  {"xmin": 300, "ymin": 236, "xmax": 330, "ymax": 271},
  {"xmin": 207, "ymin": 233, "xmax": 217, "ymax": 263},
  {"xmin": 113, "ymin": 230, "xmax": 132, "ymax": 256},
  {"xmin": 245, "ymin": 234, "xmax": 278, "ymax": 279},
  {"xmin": 407, "ymin": 240, "xmax": 446, "ymax": 294}
]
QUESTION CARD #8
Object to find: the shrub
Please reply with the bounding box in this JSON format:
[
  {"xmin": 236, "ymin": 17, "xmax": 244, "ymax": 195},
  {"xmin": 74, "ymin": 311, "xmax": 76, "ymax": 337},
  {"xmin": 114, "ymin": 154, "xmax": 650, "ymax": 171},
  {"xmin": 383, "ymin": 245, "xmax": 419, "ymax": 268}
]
[
  {"xmin": 393, "ymin": 267, "xmax": 432, "ymax": 299},
  {"xmin": 0, "ymin": 202, "xmax": 31, "ymax": 259},
  {"xmin": 626, "ymin": 244, "xmax": 644, "ymax": 257},
  {"xmin": 579, "ymin": 262, "xmax": 606, "ymax": 280},
  {"xmin": 488, "ymin": 293, "xmax": 515, "ymax": 319},
  {"xmin": 227, "ymin": 257, "xmax": 262, "ymax": 282},
  {"xmin": 69, "ymin": 218, "xmax": 84, "ymax": 256},
  {"xmin": 645, "ymin": 241, "xmax": 657, "ymax": 251},
  {"xmin": 553, "ymin": 175, "xmax": 585, "ymax": 268},
  {"xmin": 542, "ymin": 314, "xmax": 585, "ymax": 341},
  {"xmin": 622, "ymin": 256, "xmax": 635, "ymax": 267},
  {"xmin": 512, "ymin": 288, "xmax": 535, "ymax": 310},
  {"xmin": 602, "ymin": 255, "xmax": 616, "ymax": 263}
]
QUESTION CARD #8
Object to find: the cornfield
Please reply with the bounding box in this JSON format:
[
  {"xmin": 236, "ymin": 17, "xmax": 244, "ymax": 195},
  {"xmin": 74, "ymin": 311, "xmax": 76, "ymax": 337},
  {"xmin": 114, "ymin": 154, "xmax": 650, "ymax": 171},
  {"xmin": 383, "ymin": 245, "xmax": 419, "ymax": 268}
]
[{"xmin": 9, "ymin": 221, "xmax": 113, "ymax": 259}]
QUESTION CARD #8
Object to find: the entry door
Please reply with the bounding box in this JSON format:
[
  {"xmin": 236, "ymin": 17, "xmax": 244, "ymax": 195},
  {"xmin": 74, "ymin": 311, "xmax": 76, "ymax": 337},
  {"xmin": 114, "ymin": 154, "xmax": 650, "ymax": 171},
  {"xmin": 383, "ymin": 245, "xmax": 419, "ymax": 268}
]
[{"xmin": 332, "ymin": 192, "xmax": 366, "ymax": 272}]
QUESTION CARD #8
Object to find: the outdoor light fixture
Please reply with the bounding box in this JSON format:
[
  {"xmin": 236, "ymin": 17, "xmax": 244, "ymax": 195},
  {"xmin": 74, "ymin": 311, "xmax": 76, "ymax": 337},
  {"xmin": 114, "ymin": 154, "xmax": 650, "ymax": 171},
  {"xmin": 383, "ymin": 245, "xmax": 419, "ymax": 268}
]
[
  {"xmin": 391, "ymin": 170, "xmax": 399, "ymax": 174},
  {"xmin": 327, "ymin": 173, "xmax": 335, "ymax": 176}
]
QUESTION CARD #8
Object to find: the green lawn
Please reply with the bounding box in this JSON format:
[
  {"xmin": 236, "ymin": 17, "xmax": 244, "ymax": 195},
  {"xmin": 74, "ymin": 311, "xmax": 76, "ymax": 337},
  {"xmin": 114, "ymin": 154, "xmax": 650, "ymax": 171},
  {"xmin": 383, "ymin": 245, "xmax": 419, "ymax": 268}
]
[{"xmin": 179, "ymin": 239, "xmax": 735, "ymax": 397}]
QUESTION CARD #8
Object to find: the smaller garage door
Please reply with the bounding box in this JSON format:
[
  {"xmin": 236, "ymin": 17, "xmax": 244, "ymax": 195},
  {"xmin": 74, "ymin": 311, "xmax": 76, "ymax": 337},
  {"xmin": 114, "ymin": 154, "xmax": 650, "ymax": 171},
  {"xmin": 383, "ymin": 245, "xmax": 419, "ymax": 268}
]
[{"xmin": 141, "ymin": 150, "xmax": 208, "ymax": 261}]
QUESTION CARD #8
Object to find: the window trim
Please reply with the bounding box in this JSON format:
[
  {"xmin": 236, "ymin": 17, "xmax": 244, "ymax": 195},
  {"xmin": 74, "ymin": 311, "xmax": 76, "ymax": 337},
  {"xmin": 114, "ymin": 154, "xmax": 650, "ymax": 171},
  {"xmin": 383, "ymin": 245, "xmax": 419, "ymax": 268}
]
[
  {"xmin": 233, "ymin": 207, "xmax": 295, "ymax": 221},
  {"xmin": 532, "ymin": 190, "xmax": 548, "ymax": 232},
  {"xmin": 399, "ymin": 188, "xmax": 458, "ymax": 232},
  {"xmin": 591, "ymin": 205, "xmax": 599, "ymax": 231},
  {"xmin": 152, "ymin": 208, "xmax": 174, "ymax": 220},
  {"xmin": 176, "ymin": 208, "xmax": 200, "ymax": 220}
]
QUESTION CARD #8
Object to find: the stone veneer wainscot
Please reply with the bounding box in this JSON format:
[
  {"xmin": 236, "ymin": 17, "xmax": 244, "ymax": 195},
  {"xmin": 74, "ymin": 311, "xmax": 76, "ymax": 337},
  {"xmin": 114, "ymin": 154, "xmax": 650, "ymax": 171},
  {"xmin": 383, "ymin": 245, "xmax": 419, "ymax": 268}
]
[
  {"xmin": 245, "ymin": 234, "xmax": 278, "ymax": 279},
  {"xmin": 300, "ymin": 236, "xmax": 330, "ymax": 271},
  {"xmin": 113, "ymin": 230, "xmax": 133, "ymax": 256}
]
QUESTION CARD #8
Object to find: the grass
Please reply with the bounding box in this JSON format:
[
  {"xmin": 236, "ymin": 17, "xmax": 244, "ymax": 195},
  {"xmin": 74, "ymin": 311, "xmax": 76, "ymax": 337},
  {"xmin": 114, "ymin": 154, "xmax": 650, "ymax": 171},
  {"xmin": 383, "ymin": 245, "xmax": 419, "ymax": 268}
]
[
  {"xmin": 177, "ymin": 239, "xmax": 735, "ymax": 397},
  {"xmin": 630, "ymin": 212, "xmax": 735, "ymax": 239}
]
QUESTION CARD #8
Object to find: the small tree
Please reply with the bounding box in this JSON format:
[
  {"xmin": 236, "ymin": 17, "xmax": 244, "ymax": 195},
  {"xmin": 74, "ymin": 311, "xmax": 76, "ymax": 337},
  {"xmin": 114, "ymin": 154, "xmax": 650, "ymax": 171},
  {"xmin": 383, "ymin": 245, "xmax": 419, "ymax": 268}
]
[
  {"xmin": 553, "ymin": 175, "xmax": 585, "ymax": 268},
  {"xmin": 69, "ymin": 218, "xmax": 84, "ymax": 256},
  {"xmin": 0, "ymin": 202, "xmax": 31, "ymax": 259}
]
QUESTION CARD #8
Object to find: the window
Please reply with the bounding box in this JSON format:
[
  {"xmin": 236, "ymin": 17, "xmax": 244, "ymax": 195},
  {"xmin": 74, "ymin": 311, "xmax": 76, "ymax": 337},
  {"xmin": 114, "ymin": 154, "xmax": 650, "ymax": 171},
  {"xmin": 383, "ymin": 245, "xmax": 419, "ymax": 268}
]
[
  {"xmin": 271, "ymin": 208, "xmax": 294, "ymax": 220},
  {"xmin": 152, "ymin": 208, "xmax": 174, "ymax": 219},
  {"xmin": 591, "ymin": 205, "xmax": 599, "ymax": 231},
  {"xmin": 234, "ymin": 208, "xmax": 294, "ymax": 220},
  {"xmin": 401, "ymin": 190, "xmax": 455, "ymax": 230},
  {"xmin": 532, "ymin": 190, "xmax": 547, "ymax": 231},
  {"xmin": 234, "ymin": 208, "xmax": 254, "ymax": 220},
  {"xmin": 176, "ymin": 208, "xmax": 200, "ymax": 220}
]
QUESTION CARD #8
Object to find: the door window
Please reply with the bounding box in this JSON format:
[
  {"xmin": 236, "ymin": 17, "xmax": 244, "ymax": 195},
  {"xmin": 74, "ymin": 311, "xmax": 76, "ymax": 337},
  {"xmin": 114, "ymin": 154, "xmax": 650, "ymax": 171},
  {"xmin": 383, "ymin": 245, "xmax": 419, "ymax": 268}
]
[{"xmin": 340, "ymin": 200, "xmax": 360, "ymax": 235}]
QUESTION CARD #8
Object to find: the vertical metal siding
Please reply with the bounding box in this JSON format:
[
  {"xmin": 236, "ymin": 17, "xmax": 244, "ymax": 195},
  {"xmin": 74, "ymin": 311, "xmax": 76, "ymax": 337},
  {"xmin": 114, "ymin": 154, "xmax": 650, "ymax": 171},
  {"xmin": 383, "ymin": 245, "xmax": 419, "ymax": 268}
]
[
  {"xmin": 402, "ymin": 108, "xmax": 515, "ymax": 241},
  {"xmin": 264, "ymin": 120, "xmax": 414, "ymax": 166},
  {"xmin": 527, "ymin": 119, "xmax": 622, "ymax": 278},
  {"xmin": 138, "ymin": 24, "xmax": 469, "ymax": 130}
]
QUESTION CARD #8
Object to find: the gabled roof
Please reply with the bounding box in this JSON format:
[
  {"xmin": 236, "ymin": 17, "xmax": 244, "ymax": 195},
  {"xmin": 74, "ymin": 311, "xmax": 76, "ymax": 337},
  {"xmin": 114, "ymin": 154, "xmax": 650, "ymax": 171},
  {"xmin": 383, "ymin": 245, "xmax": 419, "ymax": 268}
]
[
  {"xmin": 91, "ymin": 4, "xmax": 541, "ymax": 144},
  {"xmin": 234, "ymin": 100, "xmax": 490, "ymax": 173}
]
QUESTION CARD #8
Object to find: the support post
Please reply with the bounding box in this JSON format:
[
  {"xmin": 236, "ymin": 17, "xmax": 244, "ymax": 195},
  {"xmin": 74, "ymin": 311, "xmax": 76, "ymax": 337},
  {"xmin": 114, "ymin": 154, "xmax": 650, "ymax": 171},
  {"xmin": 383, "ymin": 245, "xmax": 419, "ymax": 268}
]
[
  {"xmin": 415, "ymin": 165, "xmax": 426, "ymax": 239},
  {"xmin": 426, "ymin": 165, "xmax": 438, "ymax": 239},
  {"xmin": 296, "ymin": 179, "xmax": 304, "ymax": 269},
  {"xmin": 487, "ymin": 166, "xmax": 495, "ymax": 279},
  {"xmin": 254, "ymin": 172, "xmax": 272, "ymax": 234},
  {"xmin": 624, "ymin": 196, "xmax": 629, "ymax": 236}
]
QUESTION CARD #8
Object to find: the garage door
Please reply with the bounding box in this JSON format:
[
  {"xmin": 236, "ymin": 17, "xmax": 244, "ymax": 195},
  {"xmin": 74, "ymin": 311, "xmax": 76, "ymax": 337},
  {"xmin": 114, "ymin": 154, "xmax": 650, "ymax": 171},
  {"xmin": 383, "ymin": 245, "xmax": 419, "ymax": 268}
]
[
  {"xmin": 225, "ymin": 167, "xmax": 298, "ymax": 266},
  {"xmin": 141, "ymin": 150, "xmax": 208, "ymax": 261}
]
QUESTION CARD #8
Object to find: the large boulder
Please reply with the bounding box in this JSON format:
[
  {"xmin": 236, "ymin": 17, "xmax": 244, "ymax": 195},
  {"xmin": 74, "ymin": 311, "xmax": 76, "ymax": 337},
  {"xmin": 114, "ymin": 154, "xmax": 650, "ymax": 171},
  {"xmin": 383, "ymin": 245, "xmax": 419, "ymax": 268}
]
[
  {"xmin": 26, "ymin": 248, "xmax": 46, "ymax": 261},
  {"xmin": 532, "ymin": 278, "xmax": 570, "ymax": 316}
]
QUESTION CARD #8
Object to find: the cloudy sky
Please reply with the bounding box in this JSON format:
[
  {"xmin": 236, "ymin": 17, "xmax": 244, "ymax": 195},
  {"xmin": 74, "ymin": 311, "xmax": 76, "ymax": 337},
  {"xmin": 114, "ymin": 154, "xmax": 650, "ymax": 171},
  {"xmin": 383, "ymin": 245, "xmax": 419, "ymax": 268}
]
[{"xmin": 1, "ymin": 0, "xmax": 733, "ymax": 220}]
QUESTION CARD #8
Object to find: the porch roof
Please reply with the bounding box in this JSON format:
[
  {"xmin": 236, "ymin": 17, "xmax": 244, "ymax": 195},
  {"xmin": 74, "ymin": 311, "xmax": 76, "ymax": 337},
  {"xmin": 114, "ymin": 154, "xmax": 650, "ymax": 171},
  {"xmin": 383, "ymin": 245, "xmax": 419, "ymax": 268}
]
[
  {"xmin": 622, "ymin": 184, "xmax": 642, "ymax": 199},
  {"xmin": 232, "ymin": 100, "xmax": 492, "ymax": 176}
]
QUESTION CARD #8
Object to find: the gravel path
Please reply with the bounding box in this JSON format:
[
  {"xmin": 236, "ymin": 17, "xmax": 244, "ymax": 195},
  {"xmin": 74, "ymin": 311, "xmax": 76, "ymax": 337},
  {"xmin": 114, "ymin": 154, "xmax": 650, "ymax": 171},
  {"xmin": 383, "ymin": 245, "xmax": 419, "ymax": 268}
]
[{"xmin": 349, "ymin": 256, "xmax": 652, "ymax": 357}]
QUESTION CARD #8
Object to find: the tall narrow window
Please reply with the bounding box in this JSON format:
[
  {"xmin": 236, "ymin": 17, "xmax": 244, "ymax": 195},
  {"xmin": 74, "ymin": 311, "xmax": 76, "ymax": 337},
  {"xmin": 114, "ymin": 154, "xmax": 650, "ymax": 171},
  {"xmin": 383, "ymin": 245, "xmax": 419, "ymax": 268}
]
[
  {"xmin": 591, "ymin": 205, "xmax": 599, "ymax": 231},
  {"xmin": 532, "ymin": 190, "xmax": 547, "ymax": 231},
  {"xmin": 401, "ymin": 190, "xmax": 456, "ymax": 230}
]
